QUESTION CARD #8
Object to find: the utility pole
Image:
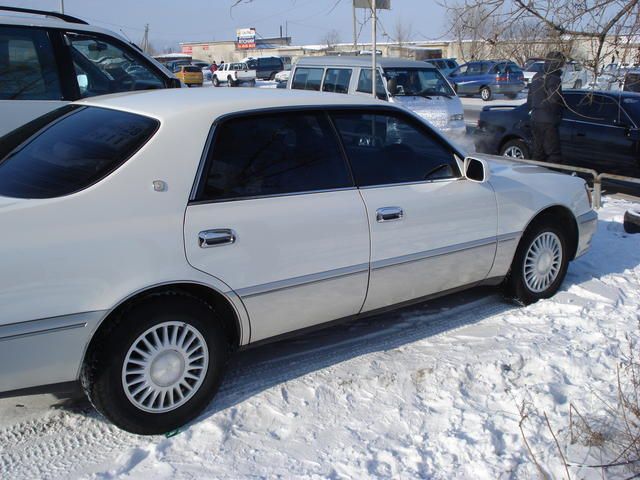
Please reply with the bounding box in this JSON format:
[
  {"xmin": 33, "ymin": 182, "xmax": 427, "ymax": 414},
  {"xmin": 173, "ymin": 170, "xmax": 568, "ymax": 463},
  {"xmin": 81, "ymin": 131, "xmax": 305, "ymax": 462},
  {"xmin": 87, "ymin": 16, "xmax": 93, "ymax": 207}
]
[
  {"xmin": 371, "ymin": 0, "xmax": 377, "ymax": 98},
  {"xmin": 141, "ymin": 24, "xmax": 149, "ymax": 53},
  {"xmin": 352, "ymin": 1, "xmax": 357, "ymax": 51},
  {"xmin": 60, "ymin": 0, "xmax": 64, "ymax": 14}
]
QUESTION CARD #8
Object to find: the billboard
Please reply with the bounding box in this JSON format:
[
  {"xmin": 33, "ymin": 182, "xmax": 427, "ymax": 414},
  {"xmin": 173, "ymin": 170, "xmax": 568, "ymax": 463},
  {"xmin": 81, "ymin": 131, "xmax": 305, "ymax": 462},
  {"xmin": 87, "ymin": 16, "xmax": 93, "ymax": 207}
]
[
  {"xmin": 354, "ymin": 0, "xmax": 391, "ymax": 8},
  {"xmin": 236, "ymin": 28, "xmax": 256, "ymax": 49}
]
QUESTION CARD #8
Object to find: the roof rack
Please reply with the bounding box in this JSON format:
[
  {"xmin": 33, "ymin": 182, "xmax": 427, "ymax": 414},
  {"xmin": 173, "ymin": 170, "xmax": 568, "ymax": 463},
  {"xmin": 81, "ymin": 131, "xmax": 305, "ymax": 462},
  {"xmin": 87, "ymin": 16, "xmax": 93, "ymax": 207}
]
[{"xmin": 0, "ymin": 5, "xmax": 89, "ymax": 25}]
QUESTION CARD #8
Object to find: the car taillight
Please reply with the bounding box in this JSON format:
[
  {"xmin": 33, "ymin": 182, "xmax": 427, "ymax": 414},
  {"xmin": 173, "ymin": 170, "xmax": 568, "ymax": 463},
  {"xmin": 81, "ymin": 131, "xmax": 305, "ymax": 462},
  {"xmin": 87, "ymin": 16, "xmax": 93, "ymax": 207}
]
[{"xmin": 496, "ymin": 74, "xmax": 508, "ymax": 82}]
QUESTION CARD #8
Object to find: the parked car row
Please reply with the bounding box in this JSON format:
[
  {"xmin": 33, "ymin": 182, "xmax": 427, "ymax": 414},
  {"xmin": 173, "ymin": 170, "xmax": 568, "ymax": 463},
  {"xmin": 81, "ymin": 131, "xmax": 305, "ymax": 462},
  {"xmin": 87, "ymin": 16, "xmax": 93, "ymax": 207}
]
[{"xmin": 446, "ymin": 60, "xmax": 525, "ymax": 101}]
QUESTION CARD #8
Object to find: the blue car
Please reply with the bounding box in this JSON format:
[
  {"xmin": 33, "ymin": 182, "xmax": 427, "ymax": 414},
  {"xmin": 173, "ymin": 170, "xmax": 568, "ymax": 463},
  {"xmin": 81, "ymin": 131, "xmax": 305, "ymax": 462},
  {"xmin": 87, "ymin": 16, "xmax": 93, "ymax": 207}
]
[{"xmin": 448, "ymin": 60, "xmax": 525, "ymax": 101}]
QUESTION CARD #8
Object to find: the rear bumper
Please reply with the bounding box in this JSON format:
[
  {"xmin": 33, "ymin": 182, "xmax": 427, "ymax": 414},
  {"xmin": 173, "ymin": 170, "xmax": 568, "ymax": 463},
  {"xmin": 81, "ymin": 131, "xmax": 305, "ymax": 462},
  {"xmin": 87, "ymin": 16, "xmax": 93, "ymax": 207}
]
[
  {"xmin": 0, "ymin": 311, "xmax": 105, "ymax": 394},
  {"xmin": 491, "ymin": 83, "xmax": 525, "ymax": 94},
  {"xmin": 575, "ymin": 210, "xmax": 598, "ymax": 258}
]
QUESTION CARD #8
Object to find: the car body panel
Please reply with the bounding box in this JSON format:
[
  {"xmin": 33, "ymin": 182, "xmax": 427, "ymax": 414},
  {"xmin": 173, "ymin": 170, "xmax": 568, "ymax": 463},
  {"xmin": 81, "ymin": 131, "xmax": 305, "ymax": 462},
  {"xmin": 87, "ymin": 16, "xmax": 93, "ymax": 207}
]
[{"xmin": 0, "ymin": 88, "xmax": 596, "ymax": 394}]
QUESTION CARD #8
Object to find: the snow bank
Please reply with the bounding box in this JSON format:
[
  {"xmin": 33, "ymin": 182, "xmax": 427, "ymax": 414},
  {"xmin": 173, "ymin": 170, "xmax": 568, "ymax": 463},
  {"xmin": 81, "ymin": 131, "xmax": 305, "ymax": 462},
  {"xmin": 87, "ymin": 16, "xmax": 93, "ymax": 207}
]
[{"xmin": 1, "ymin": 198, "xmax": 639, "ymax": 479}]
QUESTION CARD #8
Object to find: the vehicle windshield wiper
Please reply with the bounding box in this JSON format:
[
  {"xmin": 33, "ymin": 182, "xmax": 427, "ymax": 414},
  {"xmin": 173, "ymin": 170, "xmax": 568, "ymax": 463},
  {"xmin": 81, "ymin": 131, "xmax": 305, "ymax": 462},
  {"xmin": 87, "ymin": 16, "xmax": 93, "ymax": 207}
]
[{"xmin": 421, "ymin": 89, "xmax": 452, "ymax": 99}]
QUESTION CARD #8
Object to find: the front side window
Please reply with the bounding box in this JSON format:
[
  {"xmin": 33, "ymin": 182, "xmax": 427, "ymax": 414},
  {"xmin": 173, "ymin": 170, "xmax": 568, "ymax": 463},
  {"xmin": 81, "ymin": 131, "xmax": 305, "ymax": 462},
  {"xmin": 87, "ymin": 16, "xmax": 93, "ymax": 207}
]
[
  {"xmin": 67, "ymin": 33, "xmax": 165, "ymax": 98},
  {"xmin": 197, "ymin": 112, "xmax": 352, "ymax": 201},
  {"xmin": 384, "ymin": 68, "xmax": 454, "ymax": 97},
  {"xmin": 331, "ymin": 111, "xmax": 459, "ymax": 187},
  {"xmin": 322, "ymin": 68, "xmax": 352, "ymax": 94},
  {"xmin": 0, "ymin": 26, "xmax": 62, "ymax": 100},
  {"xmin": 291, "ymin": 67, "xmax": 323, "ymax": 91},
  {"xmin": 0, "ymin": 106, "xmax": 158, "ymax": 198}
]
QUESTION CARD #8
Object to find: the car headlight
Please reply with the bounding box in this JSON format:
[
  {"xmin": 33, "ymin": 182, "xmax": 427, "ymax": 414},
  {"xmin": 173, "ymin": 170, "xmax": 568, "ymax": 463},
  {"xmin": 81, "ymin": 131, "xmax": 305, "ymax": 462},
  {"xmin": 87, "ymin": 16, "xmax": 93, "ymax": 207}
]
[{"xmin": 449, "ymin": 114, "xmax": 464, "ymax": 122}]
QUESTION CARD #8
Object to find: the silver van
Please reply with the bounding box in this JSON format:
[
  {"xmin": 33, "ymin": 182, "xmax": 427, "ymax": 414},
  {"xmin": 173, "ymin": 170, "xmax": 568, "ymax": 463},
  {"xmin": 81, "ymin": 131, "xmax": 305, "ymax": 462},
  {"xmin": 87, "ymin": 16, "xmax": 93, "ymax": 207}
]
[{"xmin": 288, "ymin": 56, "xmax": 465, "ymax": 135}]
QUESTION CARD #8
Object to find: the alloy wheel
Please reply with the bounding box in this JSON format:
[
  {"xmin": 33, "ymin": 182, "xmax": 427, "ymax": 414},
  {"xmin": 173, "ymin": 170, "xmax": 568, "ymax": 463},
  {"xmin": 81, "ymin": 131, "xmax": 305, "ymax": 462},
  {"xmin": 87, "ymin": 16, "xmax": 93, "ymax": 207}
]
[{"xmin": 523, "ymin": 231, "xmax": 563, "ymax": 293}]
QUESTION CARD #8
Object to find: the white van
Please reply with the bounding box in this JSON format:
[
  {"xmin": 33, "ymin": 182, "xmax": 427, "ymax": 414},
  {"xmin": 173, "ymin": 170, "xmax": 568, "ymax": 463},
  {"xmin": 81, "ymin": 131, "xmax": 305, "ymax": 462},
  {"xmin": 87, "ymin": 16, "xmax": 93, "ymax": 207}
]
[{"xmin": 288, "ymin": 56, "xmax": 465, "ymax": 135}]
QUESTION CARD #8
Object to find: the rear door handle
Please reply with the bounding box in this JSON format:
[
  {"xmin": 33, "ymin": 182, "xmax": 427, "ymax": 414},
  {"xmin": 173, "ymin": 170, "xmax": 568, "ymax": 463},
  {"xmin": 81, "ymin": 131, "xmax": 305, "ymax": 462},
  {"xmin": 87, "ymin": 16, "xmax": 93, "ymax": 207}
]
[
  {"xmin": 376, "ymin": 207, "xmax": 404, "ymax": 222},
  {"xmin": 198, "ymin": 229, "xmax": 236, "ymax": 248}
]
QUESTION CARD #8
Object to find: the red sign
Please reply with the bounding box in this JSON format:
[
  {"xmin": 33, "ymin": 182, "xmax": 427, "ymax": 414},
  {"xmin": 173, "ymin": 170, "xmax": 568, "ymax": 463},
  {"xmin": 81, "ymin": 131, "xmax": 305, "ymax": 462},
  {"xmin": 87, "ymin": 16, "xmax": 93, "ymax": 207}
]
[{"xmin": 182, "ymin": 45, "xmax": 193, "ymax": 54}]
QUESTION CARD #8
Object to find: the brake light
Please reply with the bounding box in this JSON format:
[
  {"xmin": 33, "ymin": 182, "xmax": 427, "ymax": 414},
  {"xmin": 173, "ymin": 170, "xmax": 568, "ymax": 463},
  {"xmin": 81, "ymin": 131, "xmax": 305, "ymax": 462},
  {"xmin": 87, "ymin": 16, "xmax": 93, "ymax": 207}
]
[{"xmin": 496, "ymin": 74, "xmax": 508, "ymax": 82}]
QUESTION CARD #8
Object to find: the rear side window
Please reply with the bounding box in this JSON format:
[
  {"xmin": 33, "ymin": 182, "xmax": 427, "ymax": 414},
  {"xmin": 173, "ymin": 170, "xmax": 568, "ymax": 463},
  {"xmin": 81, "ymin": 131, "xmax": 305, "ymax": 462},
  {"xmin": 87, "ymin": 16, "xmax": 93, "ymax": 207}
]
[
  {"xmin": 0, "ymin": 106, "xmax": 158, "ymax": 198},
  {"xmin": 291, "ymin": 67, "xmax": 323, "ymax": 91},
  {"xmin": 196, "ymin": 112, "xmax": 352, "ymax": 201},
  {"xmin": 184, "ymin": 66, "xmax": 200, "ymax": 73},
  {"xmin": 323, "ymin": 68, "xmax": 351, "ymax": 94},
  {"xmin": 0, "ymin": 26, "xmax": 62, "ymax": 100}
]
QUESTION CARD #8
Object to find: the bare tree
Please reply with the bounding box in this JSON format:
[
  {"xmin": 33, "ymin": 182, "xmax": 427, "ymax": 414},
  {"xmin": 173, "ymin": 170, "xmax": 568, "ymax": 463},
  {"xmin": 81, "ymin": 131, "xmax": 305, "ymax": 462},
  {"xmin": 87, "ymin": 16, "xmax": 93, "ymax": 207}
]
[
  {"xmin": 321, "ymin": 29, "xmax": 341, "ymax": 49},
  {"xmin": 392, "ymin": 17, "xmax": 413, "ymax": 56},
  {"xmin": 442, "ymin": 0, "xmax": 640, "ymax": 76}
]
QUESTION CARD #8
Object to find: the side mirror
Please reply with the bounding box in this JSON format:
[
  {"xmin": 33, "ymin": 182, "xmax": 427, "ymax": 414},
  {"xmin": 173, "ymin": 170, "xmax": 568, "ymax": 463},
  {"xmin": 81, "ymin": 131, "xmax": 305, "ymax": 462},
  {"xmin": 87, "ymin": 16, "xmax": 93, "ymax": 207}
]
[{"xmin": 464, "ymin": 157, "xmax": 490, "ymax": 183}]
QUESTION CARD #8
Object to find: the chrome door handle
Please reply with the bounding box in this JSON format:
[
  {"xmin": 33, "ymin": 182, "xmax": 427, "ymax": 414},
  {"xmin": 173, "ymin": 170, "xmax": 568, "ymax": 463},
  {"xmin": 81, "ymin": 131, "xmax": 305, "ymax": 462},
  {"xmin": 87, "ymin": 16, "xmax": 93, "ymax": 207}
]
[
  {"xmin": 376, "ymin": 207, "xmax": 404, "ymax": 223},
  {"xmin": 198, "ymin": 229, "xmax": 236, "ymax": 248}
]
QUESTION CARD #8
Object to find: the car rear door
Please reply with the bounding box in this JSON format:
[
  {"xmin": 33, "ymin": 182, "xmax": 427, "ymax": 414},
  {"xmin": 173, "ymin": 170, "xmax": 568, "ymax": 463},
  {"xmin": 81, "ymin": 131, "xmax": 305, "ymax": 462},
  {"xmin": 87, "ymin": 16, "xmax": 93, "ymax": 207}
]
[
  {"xmin": 184, "ymin": 110, "xmax": 370, "ymax": 342},
  {"xmin": 330, "ymin": 108, "xmax": 498, "ymax": 312}
]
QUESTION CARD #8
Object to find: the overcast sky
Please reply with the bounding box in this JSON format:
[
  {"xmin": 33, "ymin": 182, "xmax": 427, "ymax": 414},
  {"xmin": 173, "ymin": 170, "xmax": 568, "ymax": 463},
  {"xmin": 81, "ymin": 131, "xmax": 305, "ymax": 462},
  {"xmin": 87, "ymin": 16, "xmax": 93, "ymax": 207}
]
[{"xmin": 11, "ymin": 0, "xmax": 448, "ymax": 51}]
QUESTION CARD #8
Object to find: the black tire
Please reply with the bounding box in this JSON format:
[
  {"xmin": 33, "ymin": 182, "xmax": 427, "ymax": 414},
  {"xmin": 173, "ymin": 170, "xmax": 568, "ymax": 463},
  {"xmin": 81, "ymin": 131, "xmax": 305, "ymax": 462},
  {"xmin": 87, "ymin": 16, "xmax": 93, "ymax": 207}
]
[
  {"xmin": 573, "ymin": 80, "xmax": 582, "ymax": 89},
  {"xmin": 269, "ymin": 72, "xmax": 277, "ymax": 81},
  {"xmin": 624, "ymin": 209, "xmax": 640, "ymax": 234},
  {"xmin": 81, "ymin": 292, "xmax": 229, "ymax": 435},
  {"xmin": 500, "ymin": 138, "xmax": 530, "ymax": 159},
  {"xmin": 480, "ymin": 86, "xmax": 492, "ymax": 101},
  {"xmin": 213, "ymin": 76, "xmax": 220, "ymax": 87},
  {"xmin": 504, "ymin": 219, "xmax": 570, "ymax": 305},
  {"xmin": 227, "ymin": 76, "xmax": 237, "ymax": 87}
]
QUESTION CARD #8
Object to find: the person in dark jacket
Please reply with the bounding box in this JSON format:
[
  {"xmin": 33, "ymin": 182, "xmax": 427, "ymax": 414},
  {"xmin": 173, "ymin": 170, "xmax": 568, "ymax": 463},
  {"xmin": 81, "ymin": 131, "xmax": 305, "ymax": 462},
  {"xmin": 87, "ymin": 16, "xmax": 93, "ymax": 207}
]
[{"xmin": 526, "ymin": 51, "xmax": 566, "ymax": 163}]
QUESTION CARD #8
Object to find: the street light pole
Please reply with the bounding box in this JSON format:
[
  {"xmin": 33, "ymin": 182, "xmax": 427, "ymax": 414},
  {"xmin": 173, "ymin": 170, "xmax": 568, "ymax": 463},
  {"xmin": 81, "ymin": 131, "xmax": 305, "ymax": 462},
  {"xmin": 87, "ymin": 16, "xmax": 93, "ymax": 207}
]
[
  {"xmin": 371, "ymin": 0, "xmax": 377, "ymax": 98},
  {"xmin": 352, "ymin": 0, "xmax": 357, "ymax": 51}
]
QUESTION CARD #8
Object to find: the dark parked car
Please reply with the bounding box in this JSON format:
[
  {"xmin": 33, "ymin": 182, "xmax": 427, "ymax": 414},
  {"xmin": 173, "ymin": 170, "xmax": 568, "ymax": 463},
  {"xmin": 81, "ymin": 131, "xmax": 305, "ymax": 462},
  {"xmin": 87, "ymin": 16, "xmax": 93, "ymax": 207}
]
[
  {"xmin": 474, "ymin": 90, "xmax": 640, "ymax": 174},
  {"xmin": 243, "ymin": 56, "xmax": 284, "ymax": 80},
  {"xmin": 448, "ymin": 60, "xmax": 525, "ymax": 101}
]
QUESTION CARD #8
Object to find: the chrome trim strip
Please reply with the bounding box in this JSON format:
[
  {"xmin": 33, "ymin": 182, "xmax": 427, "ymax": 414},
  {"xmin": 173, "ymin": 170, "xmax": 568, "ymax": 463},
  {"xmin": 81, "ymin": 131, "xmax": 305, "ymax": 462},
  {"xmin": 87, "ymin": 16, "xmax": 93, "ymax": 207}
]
[
  {"xmin": 189, "ymin": 187, "xmax": 357, "ymax": 206},
  {"xmin": 372, "ymin": 235, "xmax": 499, "ymax": 270},
  {"xmin": 577, "ymin": 210, "xmax": 598, "ymax": 224},
  {"xmin": 497, "ymin": 231, "xmax": 521, "ymax": 243},
  {"xmin": 237, "ymin": 263, "xmax": 370, "ymax": 298},
  {"xmin": 0, "ymin": 312, "xmax": 93, "ymax": 342}
]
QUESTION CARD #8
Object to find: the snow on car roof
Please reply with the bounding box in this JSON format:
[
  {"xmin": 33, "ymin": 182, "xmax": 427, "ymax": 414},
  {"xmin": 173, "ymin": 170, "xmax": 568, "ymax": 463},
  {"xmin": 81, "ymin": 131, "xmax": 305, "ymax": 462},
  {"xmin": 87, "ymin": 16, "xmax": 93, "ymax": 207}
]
[
  {"xmin": 296, "ymin": 56, "xmax": 438, "ymax": 69},
  {"xmin": 74, "ymin": 87, "xmax": 387, "ymax": 122}
]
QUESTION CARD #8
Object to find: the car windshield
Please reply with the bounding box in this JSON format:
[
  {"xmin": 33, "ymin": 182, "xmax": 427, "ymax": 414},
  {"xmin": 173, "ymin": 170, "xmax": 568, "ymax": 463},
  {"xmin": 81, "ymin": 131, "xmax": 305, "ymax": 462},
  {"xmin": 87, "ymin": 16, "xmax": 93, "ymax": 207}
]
[
  {"xmin": 384, "ymin": 68, "xmax": 455, "ymax": 97},
  {"xmin": 527, "ymin": 63, "xmax": 545, "ymax": 73}
]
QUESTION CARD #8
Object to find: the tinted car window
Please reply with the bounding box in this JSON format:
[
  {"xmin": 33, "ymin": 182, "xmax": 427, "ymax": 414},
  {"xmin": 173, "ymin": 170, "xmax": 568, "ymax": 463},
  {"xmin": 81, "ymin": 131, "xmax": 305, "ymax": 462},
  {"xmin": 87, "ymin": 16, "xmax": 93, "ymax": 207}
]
[
  {"xmin": 567, "ymin": 94, "xmax": 623, "ymax": 124},
  {"xmin": 198, "ymin": 112, "xmax": 352, "ymax": 201},
  {"xmin": 467, "ymin": 62, "xmax": 489, "ymax": 74},
  {"xmin": 68, "ymin": 32, "xmax": 165, "ymax": 98},
  {"xmin": 291, "ymin": 67, "xmax": 323, "ymax": 91},
  {"xmin": 0, "ymin": 106, "xmax": 158, "ymax": 199},
  {"xmin": 323, "ymin": 68, "xmax": 351, "ymax": 94},
  {"xmin": 331, "ymin": 111, "xmax": 459, "ymax": 186},
  {"xmin": 356, "ymin": 68, "xmax": 387, "ymax": 100},
  {"xmin": 0, "ymin": 26, "xmax": 62, "ymax": 100}
]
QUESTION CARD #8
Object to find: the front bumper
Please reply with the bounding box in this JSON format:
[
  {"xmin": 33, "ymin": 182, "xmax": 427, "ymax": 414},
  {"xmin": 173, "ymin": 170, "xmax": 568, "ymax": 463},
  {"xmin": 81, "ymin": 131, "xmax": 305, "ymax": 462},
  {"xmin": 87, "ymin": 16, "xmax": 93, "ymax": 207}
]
[{"xmin": 575, "ymin": 210, "xmax": 598, "ymax": 258}]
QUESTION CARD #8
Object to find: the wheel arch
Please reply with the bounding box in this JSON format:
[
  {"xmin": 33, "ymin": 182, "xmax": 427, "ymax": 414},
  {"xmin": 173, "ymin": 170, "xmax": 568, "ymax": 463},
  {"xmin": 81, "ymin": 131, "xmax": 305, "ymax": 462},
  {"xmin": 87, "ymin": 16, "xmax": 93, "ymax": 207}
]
[
  {"xmin": 498, "ymin": 135, "xmax": 528, "ymax": 155},
  {"xmin": 521, "ymin": 204, "xmax": 579, "ymax": 260},
  {"xmin": 81, "ymin": 282, "xmax": 244, "ymax": 370}
]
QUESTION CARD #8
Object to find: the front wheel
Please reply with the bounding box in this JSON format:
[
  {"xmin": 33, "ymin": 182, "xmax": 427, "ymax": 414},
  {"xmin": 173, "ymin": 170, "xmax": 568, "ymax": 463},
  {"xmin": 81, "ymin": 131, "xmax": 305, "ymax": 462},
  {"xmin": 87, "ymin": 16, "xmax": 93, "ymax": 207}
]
[
  {"xmin": 81, "ymin": 293, "xmax": 229, "ymax": 435},
  {"xmin": 213, "ymin": 76, "xmax": 220, "ymax": 87},
  {"xmin": 480, "ymin": 86, "xmax": 492, "ymax": 101},
  {"xmin": 504, "ymin": 221, "xmax": 569, "ymax": 305}
]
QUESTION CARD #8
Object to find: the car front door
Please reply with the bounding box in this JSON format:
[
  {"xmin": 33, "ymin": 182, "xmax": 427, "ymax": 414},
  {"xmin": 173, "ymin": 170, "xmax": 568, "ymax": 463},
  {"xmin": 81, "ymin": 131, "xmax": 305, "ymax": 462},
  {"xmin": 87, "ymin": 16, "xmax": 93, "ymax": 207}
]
[
  {"xmin": 0, "ymin": 26, "xmax": 66, "ymax": 136},
  {"xmin": 183, "ymin": 110, "xmax": 370, "ymax": 342},
  {"xmin": 330, "ymin": 108, "xmax": 498, "ymax": 312},
  {"xmin": 566, "ymin": 93, "xmax": 638, "ymax": 173}
]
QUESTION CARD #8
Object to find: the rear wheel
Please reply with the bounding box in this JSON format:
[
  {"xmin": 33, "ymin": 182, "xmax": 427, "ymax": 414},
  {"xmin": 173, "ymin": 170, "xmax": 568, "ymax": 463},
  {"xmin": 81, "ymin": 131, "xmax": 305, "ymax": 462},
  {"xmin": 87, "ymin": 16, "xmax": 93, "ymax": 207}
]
[
  {"xmin": 504, "ymin": 220, "xmax": 569, "ymax": 304},
  {"xmin": 81, "ymin": 293, "xmax": 229, "ymax": 435},
  {"xmin": 500, "ymin": 138, "xmax": 530, "ymax": 159},
  {"xmin": 480, "ymin": 86, "xmax": 492, "ymax": 101}
]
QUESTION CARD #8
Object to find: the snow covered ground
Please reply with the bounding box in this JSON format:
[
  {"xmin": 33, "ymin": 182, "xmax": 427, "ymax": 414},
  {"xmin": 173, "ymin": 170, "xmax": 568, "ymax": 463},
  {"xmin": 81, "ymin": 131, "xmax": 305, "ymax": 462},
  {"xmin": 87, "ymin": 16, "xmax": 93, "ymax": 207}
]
[{"xmin": 1, "ymin": 197, "xmax": 640, "ymax": 479}]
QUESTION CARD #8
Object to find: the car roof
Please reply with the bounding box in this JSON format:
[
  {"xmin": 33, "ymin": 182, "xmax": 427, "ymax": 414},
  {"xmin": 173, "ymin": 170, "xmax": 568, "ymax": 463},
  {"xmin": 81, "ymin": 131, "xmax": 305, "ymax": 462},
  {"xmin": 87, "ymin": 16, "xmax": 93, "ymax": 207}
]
[
  {"xmin": 296, "ymin": 56, "xmax": 437, "ymax": 70},
  {"xmin": 75, "ymin": 87, "xmax": 388, "ymax": 122},
  {"xmin": 0, "ymin": 12, "xmax": 130, "ymax": 43}
]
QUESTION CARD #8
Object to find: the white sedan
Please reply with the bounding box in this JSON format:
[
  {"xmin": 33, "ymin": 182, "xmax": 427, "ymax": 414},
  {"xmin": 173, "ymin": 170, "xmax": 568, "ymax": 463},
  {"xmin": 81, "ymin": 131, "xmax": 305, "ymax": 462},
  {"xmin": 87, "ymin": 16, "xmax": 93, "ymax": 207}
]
[{"xmin": 0, "ymin": 88, "xmax": 596, "ymax": 434}]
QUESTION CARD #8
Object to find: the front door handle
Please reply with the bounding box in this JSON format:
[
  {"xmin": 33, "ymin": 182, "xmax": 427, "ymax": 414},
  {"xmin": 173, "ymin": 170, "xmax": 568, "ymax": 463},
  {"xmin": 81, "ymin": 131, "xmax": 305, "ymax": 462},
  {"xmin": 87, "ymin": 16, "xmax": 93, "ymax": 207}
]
[
  {"xmin": 198, "ymin": 229, "xmax": 236, "ymax": 248},
  {"xmin": 376, "ymin": 207, "xmax": 404, "ymax": 223}
]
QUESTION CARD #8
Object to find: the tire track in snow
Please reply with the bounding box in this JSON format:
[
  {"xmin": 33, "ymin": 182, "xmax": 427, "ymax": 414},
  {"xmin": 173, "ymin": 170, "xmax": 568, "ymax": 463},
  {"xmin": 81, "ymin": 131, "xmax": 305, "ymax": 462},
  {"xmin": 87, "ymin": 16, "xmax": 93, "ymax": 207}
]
[{"xmin": 0, "ymin": 293, "xmax": 510, "ymax": 479}]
